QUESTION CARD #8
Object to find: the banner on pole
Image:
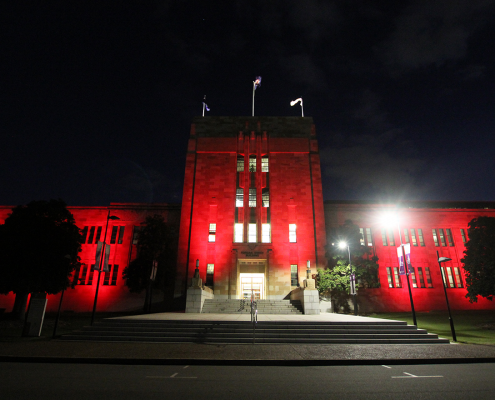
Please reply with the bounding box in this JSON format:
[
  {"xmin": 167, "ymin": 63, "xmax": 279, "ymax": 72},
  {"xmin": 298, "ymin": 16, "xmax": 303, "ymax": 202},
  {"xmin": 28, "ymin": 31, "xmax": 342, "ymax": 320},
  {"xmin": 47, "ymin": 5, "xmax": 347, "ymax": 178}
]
[
  {"xmin": 102, "ymin": 244, "xmax": 111, "ymax": 272},
  {"xmin": 397, "ymin": 246, "xmax": 406, "ymax": 275},
  {"xmin": 95, "ymin": 241, "xmax": 103, "ymax": 267},
  {"xmin": 403, "ymin": 243, "xmax": 414, "ymax": 273},
  {"xmin": 350, "ymin": 273, "xmax": 356, "ymax": 295}
]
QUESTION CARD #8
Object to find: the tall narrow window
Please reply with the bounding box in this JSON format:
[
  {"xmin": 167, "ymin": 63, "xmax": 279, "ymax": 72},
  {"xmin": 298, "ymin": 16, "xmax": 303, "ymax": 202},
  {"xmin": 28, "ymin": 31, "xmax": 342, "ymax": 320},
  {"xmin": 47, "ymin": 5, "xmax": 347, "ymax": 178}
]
[
  {"xmin": 111, "ymin": 265, "xmax": 119, "ymax": 286},
  {"xmin": 359, "ymin": 228, "xmax": 365, "ymax": 246},
  {"xmin": 393, "ymin": 267, "xmax": 402, "ymax": 288},
  {"xmin": 248, "ymin": 223, "xmax": 257, "ymax": 243},
  {"xmin": 388, "ymin": 230, "xmax": 395, "ymax": 246},
  {"xmin": 418, "ymin": 229, "xmax": 425, "ymax": 246},
  {"xmin": 262, "ymin": 188, "xmax": 269, "ymax": 207},
  {"xmin": 381, "ymin": 229, "xmax": 388, "ymax": 246},
  {"xmin": 454, "ymin": 267, "xmax": 463, "ymax": 288},
  {"xmin": 80, "ymin": 227, "xmax": 88, "ymax": 244},
  {"xmin": 410, "ymin": 229, "xmax": 417, "ymax": 246},
  {"xmin": 366, "ymin": 228, "xmax": 373, "ymax": 246},
  {"xmin": 206, "ymin": 264, "xmax": 214, "ymax": 287},
  {"xmin": 262, "ymin": 224, "xmax": 271, "ymax": 243},
  {"xmin": 132, "ymin": 226, "xmax": 141, "ymax": 245},
  {"xmin": 95, "ymin": 226, "xmax": 102, "ymax": 243},
  {"xmin": 460, "ymin": 229, "xmax": 467, "ymax": 243},
  {"xmin": 237, "ymin": 156, "xmax": 244, "ymax": 172},
  {"xmin": 424, "ymin": 267, "xmax": 433, "ymax": 287},
  {"xmin": 403, "ymin": 229, "xmax": 410, "ymax": 244},
  {"xmin": 87, "ymin": 226, "xmax": 95, "ymax": 244},
  {"xmin": 103, "ymin": 266, "xmax": 112, "ymax": 285},
  {"xmin": 410, "ymin": 268, "xmax": 417, "ymax": 288},
  {"xmin": 118, "ymin": 226, "xmax": 125, "ymax": 244},
  {"xmin": 249, "ymin": 188, "xmax": 256, "ymax": 207},
  {"xmin": 208, "ymin": 223, "xmax": 216, "ymax": 242},
  {"xmin": 79, "ymin": 264, "xmax": 88, "ymax": 285},
  {"xmin": 289, "ymin": 224, "xmax": 297, "ymax": 243},
  {"xmin": 417, "ymin": 267, "xmax": 426, "ymax": 288},
  {"xmin": 446, "ymin": 229, "xmax": 454, "ymax": 246},
  {"xmin": 432, "ymin": 229, "xmax": 439, "ymax": 246},
  {"xmin": 261, "ymin": 156, "xmax": 269, "ymax": 172},
  {"xmin": 87, "ymin": 267, "xmax": 95, "ymax": 285},
  {"xmin": 249, "ymin": 156, "xmax": 256, "ymax": 172},
  {"xmin": 291, "ymin": 265, "xmax": 298, "ymax": 286},
  {"xmin": 386, "ymin": 267, "xmax": 394, "ymax": 288},
  {"xmin": 236, "ymin": 189, "xmax": 243, "ymax": 207},
  {"xmin": 439, "ymin": 229, "xmax": 446, "ymax": 246},
  {"xmin": 444, "ymin": 267, "xmax": 455, "ymax": 288},
  {"xmin": 234, "ymin": 223, "xmax": 243, "ymax": 243},
  {"xmin": 110, "ymin": 226, "xmax": 118, "ymax": 244}
]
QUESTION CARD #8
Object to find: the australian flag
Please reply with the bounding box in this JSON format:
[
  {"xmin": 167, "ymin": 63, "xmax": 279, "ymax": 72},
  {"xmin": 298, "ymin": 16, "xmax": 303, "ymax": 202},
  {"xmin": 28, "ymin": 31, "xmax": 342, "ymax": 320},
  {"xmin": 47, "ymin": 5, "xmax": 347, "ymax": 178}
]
[{"xmin": 254, "ymin": 76, "xmax": 262, "ymax": 89}]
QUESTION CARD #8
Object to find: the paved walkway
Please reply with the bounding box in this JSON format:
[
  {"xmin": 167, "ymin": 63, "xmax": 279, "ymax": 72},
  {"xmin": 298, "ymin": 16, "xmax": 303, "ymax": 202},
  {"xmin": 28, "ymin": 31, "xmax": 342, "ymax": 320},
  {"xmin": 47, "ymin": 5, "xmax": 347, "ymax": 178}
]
[{"xmin": 1, "ymin": 312, "xmax": 495, "ymax": 365}]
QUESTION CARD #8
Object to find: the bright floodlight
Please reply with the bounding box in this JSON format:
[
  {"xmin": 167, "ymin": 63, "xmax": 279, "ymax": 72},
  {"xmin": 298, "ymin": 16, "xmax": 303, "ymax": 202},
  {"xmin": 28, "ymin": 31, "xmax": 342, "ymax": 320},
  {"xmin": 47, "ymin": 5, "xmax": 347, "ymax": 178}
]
[
  {"xmin": 438, "ymin": 257, "xmax": 452, "ymax": 263},
  {"xmin": 338, "ymin": 241, "xmax": 347, "ymax": 249},
  {"xmin": 380, "ymin": 211, "xmax": 398, "ymax": 227}
]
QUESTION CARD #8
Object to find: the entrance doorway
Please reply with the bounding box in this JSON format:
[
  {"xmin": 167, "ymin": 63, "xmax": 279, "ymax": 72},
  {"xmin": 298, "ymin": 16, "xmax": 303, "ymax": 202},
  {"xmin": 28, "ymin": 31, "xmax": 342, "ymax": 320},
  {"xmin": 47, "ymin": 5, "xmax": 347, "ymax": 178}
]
[{"xmin": 239, "ymin": 273, "xmax": 264, "ymax": 300}]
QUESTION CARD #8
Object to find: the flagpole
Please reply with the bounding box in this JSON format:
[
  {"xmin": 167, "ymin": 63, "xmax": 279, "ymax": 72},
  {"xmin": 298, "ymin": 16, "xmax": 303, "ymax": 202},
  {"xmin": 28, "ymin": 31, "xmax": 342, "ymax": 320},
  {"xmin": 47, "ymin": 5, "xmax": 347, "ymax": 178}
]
[
  {"xmin": 252, "ymin": 81, "xmax": 255, "ymax": 116},
  {"xmin": 301, "ymin": 99, "xmax": 304, "ymax": 117},
  {"xmin": 202, "ymin": 102, "xmax": 205, "ymax": 117}
]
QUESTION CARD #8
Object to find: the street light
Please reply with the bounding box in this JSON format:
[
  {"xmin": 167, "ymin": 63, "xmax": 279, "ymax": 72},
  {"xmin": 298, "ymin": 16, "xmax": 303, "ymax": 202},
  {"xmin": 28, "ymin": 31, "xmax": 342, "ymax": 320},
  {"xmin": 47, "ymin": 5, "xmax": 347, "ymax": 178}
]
[
  {"xmin": 437, "ymin": 251, "xmax": 457, "ymax": 342},
  {"xmin": 91, "ymin": 211, "xmax": 120, "ymax": 326},
  {"xmin": 338, "ymin": 241, "xmax": 358, "ymax": 315},
  {"xmin": 382, "ymin": 212, "xmax": 417, "ymax": 327}
]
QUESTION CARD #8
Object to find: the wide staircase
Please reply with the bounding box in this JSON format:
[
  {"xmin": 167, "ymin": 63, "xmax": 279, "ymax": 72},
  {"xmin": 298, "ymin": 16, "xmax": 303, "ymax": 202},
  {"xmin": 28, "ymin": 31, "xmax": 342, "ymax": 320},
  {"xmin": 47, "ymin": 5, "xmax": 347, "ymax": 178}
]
[
  {"xmin": 60, "ymin": 319, "xmax": 450, "ymax": 344},
  {"xmin": 201, "ymin": 299, "xmax": 303, "ymax": 314}
]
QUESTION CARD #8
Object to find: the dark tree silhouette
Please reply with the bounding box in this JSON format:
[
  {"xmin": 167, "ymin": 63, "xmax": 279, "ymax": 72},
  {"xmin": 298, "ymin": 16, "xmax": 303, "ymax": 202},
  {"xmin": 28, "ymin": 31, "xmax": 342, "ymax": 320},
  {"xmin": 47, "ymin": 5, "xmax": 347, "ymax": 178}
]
[{"xmin": 0, "ymin": 199, "xmax": 83, "ymax": 319}]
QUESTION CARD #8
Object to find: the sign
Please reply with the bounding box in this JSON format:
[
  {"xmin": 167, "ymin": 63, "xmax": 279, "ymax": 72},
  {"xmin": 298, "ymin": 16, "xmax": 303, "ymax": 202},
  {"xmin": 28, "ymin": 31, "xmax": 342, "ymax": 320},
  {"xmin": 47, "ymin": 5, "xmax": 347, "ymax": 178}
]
[
  {"xmin": 350, "ymin": 273, "xmax": 356, "ymax": 295},
  {"xmin": 240, "ymin": 251, "xmax": 263, "ymax": 257},
  {"xmin": 397, "ymin": 246, "xmax": 406, "ymax": 275},
  {"xmin": 403, "ymin": 243, "xmax": 414, "ymax": 274}
]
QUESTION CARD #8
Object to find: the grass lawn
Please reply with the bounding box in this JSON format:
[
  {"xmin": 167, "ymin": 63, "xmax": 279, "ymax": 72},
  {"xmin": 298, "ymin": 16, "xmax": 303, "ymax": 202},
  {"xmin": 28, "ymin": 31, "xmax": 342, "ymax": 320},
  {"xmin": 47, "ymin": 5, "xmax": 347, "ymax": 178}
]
[{"xmin": 369, "ymin": 310, "xmax": 495, "ymax": 345}]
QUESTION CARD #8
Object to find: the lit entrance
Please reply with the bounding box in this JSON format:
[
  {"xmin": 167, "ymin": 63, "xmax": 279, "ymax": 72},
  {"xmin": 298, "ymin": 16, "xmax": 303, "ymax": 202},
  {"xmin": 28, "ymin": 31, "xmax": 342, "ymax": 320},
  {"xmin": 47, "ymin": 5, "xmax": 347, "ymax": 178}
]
[{"xmin": 239, "ymin": 273, "xmax": 264, "ymax": 300}]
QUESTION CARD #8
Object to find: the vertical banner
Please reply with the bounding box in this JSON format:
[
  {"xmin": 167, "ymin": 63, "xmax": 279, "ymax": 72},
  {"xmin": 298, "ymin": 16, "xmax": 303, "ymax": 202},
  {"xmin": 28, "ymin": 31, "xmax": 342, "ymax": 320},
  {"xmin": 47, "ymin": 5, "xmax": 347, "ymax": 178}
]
[
  {"xmin": 102, "ymin": 244, "xmax": 111, "ymax": 272},
  {"xmin": 403, "ymin": 243, "xmax": 414, "ymax": 273},
  {"xmin": 397, "ymin": 246, "xmax": 406, "ymax": 275},
  {"xmin": 349, "ymin": 273, "xmax": 356, "ymax": 295},
  {"xmin": 95, "ymin": 241, "xmax": 103, "ymax": 267}
]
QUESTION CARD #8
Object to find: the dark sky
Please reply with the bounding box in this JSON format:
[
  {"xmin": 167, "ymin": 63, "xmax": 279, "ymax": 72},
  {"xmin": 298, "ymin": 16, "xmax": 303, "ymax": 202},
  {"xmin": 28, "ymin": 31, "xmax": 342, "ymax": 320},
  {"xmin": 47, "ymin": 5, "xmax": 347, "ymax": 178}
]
[{"xmin": 2, "ymin": 1, "xmax": 495, "ymax": 207}]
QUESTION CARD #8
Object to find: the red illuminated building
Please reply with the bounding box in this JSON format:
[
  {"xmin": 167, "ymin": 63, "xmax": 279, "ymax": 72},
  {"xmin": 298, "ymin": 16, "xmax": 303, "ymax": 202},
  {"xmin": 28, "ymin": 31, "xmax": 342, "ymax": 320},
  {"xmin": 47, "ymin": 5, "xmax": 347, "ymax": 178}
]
[{"xmin": 1, "ymin": 117, "xmax": 495, "ymax": 314}]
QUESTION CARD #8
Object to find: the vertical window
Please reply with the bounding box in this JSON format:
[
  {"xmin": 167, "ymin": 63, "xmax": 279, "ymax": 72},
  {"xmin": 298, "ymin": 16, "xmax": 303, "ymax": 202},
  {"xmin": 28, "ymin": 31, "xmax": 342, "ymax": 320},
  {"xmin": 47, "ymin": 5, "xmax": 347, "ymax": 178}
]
[
  {"xmin": 95, "ymin": 226, "xmax": 102, "ymax": 243},
  {"xmin": 249, "ymin": 156, "xmax": 256, "ymax": 172},
  {"xmin": 403, "ymin": 229, "xmax": 410, "ymax": 244},
  {"xmin": 87, "ymin": 226, "xmax": 95, "ymax": 244},
  {"xmin": 393, "ymin": 267, "xmax": 402, "ymax": 288},
  {"xmin": 289, "ymin": 224, "xmax": 297, "ymax": 243},
  {"xmin": 417, "ymin": 267, "xmax": 426, "ymax": 288},
  {"xmin": 262, "ymin": 188, "xmax": 269, "ymax": 207},
  {"xmin": 208, "ymin": 223, "xmax": 216, "ymax": 242},
  {"xmin": 410, "ymin": 229, "xmax": 418, "ymax": 246},
  {"xmin": 111, "ymin": 265, "xmax": 119, "ymax": 286},
  {"xmin": 418, "ymin": 229, "xmax": 425, "ymax": 246},
  {"xmin": 410, "ymin": 268, "xmax": 417, "ymax": 288},
  {"xmin": 386, "ymin": 267, "xmax": 394, "ymax": 288},
  {"xmin": 388, "ymin": 230, "xmax": 395, "ymax": 246},
  {"xmin": 366, "ymin": 228, "xmax": 373, "ymax": 246},
  {"xmin": 454, "ymin": 267, "xmax": 463, "ymax": 288},
  {"xmin": 110, "ymin": 226, "xmax": 118, "ymax": 244},
  {"xmin": 234, "ymin": 223, "xmax": 243, "ymax": 243},
  {"xmin": 291, "ymin": 265, "xmax": 298, "ymax": 286},
  {"xmin": 80, "ymin": 227, "xmax": 88, "ymax": 244},
  {"xmin": 206, "ymin": 264, "xmax": 214, "ymax": 286},
  {"xmin": 262, "ymin": 224, "xmax": 271, "ymax": 243},
  {"xmin": 79, "ymin": 264, "xmax": 88, "ymax": 285},
  {"xmin": 439, "ymin": 229, "xmax": 446, "ymax": 246},
  {"xmin": 460, "ymin": 229, "xmax": 467, "ymax": 244},
  {"xmin": 359, "ymin": 228, "xmax": 365, "ymax": 246},
  {"xmin": 446, "ymin": 229, "xmax": 454, "ymax": 246},
  {"xmin": 444, "ymin": 267, "xmax": 455, "ymax": 288},
  {"xmin": 103, "ymin": 266, "xmax": 111, "ymax": 285},
  {"xmin": 249, "ymin": 188, "xmax": 256, "ymax": 207},
  {"xmin": 381, "ymin": 229, "xmax": 388, "ymax": 246},
  {"xmin": 237, "ymin": 156, "xmax": 244, "ymax": 172},
  {"xmin": 118, "ymin": 226, "xmax": 125, "ymax": 244},
  {"xmin": 87, "ymin": 266, "xmax": 95, "ymax": 285},
  {"xmin": 261, "ymin": 156, "xmax": 269, "ymax": 172},
  {"xmin": 432, "ymin": 229, "xmax": 439, "ymax": 246},
  {"xmin": 424, "ymin": 267, "xmax": 433, "ymax": 288},
  {"xmin": 132, "ymin": 226, "xmax": 141, "ymax": 245},
  {"xmin": 248, "ymin": 223, "xmax": 257, "ymax": 243},
  {"xmin": 236, "ymin": 189, "xmax": 244, "ymax": 207}
]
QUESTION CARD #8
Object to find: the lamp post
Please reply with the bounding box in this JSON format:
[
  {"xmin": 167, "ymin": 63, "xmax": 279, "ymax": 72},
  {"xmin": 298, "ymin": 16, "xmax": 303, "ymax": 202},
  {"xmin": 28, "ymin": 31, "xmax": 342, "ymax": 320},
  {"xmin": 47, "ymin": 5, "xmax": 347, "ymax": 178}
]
[
  {"xmin": 383, "ymin": 212, "xmax": 417, "ymax": 327},
  {"xmin": 437, "ymin": 251, "xmax": 457, "ymax": 342},
  {"xmin": 338, "ymin": 241, "xmax": 357, "ymax": 315},
  {"xmin": 91, "ymin": 211, "xmax": 120, "ymax": 326}
]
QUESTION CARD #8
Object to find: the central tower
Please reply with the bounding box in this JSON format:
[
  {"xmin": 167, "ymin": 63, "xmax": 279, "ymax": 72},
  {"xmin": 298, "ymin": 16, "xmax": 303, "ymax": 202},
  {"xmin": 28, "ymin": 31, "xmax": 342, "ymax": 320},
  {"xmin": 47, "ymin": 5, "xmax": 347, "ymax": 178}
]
[{"xmin": 175, "ymin": 117, "xmax": 326, "ymax": 301}]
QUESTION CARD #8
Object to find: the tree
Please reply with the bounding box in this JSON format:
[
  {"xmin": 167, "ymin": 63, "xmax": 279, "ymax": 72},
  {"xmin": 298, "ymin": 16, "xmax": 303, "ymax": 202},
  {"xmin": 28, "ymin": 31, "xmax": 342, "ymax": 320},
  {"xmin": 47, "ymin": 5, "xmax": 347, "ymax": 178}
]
[
  {"xmin": 316, "ymin": 220, "xmax": 379, "ymax": 312},
  {"xmin": 461, "ymin": 216, "xmax": 495, "ymax": 303},
  {"xmin": 122, "ymin": 214, "xmax": 176, "ymax": 312},
  {"xmin": 0, "ymin": 199, "xmax": 83, "ymax": 319}
]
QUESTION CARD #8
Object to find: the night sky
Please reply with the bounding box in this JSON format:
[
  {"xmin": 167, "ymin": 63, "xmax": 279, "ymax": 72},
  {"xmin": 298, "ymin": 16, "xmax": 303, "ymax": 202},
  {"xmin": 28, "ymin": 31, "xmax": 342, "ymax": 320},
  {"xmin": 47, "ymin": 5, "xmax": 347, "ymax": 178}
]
[{"xmin": 2, "ymin": 1, "xmax": 495, "ymax": 207}]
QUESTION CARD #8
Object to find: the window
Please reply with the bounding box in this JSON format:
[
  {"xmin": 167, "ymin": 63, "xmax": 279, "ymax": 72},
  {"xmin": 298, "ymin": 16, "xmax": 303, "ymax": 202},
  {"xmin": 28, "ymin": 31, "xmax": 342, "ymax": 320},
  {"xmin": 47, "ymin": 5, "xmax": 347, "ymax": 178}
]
[
  {"xmin": 81, "ymin": 227, "xmax": 88, "ymax": 244},
  {"xmin": 460, "ymin": 229, "xmax": 467, "ymax": 243},
  {"xmin": 417, "ymin": 267, "xmax": 426, "ymax": 288},
  {"xmin": 410, "ymin": 268, "xmax": 417, "ymax": 288},
  {"xmin": 387, "ymin": 267, "xmax": 402, "ymax": 288},
  {"xmin": 132, "ymin": 226, "xmax": 141, "ymax": 245},
  {"xmin": 446, "ymin": 229, "xmax": 454, "ymax": 246},
  {"xmin": 454, "ymin": 267, "xmax": 463, "ymax": 288},
  {"xmin": 289, "ymin": 224, "xmax": 297, "ymax": 243},
  {"xmin": 87, "ymin": 266, "xmax": 95, "ymax": 285},
  {"xmin": 103, "ymin": 266, "xmax": 112, "ymax": 285},
  {"xmin": 234, "ymin": 223, "xmax": 243, "ymax": 243},
  {"xmin": 262, "ymin": 188, "xmax": 269, "ymax": 207},
  {"xmin": 381, "ymin": 229, "xmax": 388, "ymax": 246},
  {"xmin": 236, "ymin": 189, "xmax": 243, "ymax": 207},
  {"xmin": 410, "ymin": 229, "xmax": 418, "ymax": 246},
  {"xmin": 366, "ymin": 228, "xmax": 373, "ymax": 246},
  {"xmin": 386, "ymin": 267, "xmax": 394, "ymax": 288},
  {"xmin": 443, "ymin": 267, "xmax": 463, "ymax": 288},
  {"xmin": 424, "ymin": 267, "xmax": 433, "ymax": 288},
  {"xmin": 262, "ymin": 224, "xmax": 271, "ymax": 243},
  {"xmin": 206, "ymin": 264, "xmax": 214, "ymax": 286},
  {"xmin": 388, "ymin": 230, "xmax": 395, "ymax": 246},
  {"xmin": 432, "ymin": 229, "xmax": 439, "ymax": 246},
  {"xmin": 117, "ymin": 226, "xmax": 125, "ymax": 244},
  {"xmin": 393, "ymin": 267, "xmax": 402, "ymax": 288},
  {"xmin": 248, "ymin": 223, "xmax": 257, "ymax": 243},
  {"xmin": 291, "ymin": 265, "xmax": 298, "ymax": 286},
  {"xmin": 249, "ymin": 188, "xmax": 256, "ymax": 207},
  {"xmin": 78, "ymin": 264, "xmax": 88, "ymax": 285},
  {"xmin": 111, "ymin": 265, "xmax": 119, "ymax": 286},
  {"xmin": 110, "ymin": 226, "xmax": 118, "ymax": 244},
  {"xmin": 87, "ymin": 226, "xmax": 95, "ymax": 244},
  {"xmin": 439, "ymin": 229, "xmax": 446, "ymax": 246},
  {"xmin": 403, "ymin": 229, "xmax": 410, "ymax": 244},
  {"xmin": 95, "ymin": 227, "xmax": 102, "ymax": 243},
  {"xmin": 208, "ymin": 223, "xmax": 216, "ymax": 242},
  {"xmin": 249, "ymin": 156, "xmax": 256, "ymax": 172},
  {"xmin": 418, "ymin": 229, "xmax": 425, "ymax": 246},
  {"xmin": 237, "ymin": 156, "xmax": 244, "ymax": 172},
  {"xmin": 261, "ymin": 156, "xmax": 269, "ymax": 172},
  {"xmin": 359, "ymin": 228, "xmax": 365, "ymax": 246}
]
